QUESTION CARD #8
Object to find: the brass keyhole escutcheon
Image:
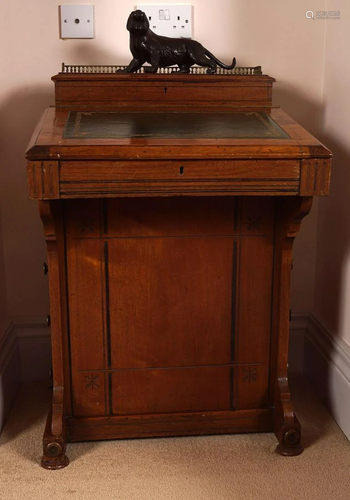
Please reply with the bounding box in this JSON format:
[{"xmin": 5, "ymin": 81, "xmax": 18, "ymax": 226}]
[{"xmin": 179, "ymin": 166, "xmax": 184, "ymax": 175}]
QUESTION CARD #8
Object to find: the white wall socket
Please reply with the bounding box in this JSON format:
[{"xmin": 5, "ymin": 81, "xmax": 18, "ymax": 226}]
[
  {"xmin": 136, "ymin": 5, "xmax": 192, "ymax": 38},
  {"xmin": 60, "ymin": 5, "xmax": 95, "ymax": 39}
]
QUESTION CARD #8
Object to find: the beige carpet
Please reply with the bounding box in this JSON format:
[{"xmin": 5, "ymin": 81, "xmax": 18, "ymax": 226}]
[{"xmin": 0, "ymin": 378, "xmax": 349, "ymax": 500}]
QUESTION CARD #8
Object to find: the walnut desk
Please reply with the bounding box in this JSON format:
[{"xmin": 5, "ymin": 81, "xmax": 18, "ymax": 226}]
[{"xmin": 26, "ymin": 71, "xmax": 331, "ymax": 469}]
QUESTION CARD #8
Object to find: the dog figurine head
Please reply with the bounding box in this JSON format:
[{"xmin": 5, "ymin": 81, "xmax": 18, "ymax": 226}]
[{"xmin": 127, "ymin": 10, "xmax": 150, "ymax": 34}]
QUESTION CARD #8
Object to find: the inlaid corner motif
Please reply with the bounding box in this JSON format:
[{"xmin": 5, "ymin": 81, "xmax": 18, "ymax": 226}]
[
  {"xmin": 242, "ymin": 367, "xmax": 257, "ymax": 383},
  {"xmin": 246, "ymin": 215, "xmax": 263, "ymax": 231},
  {"xmin": 85, "ymin": 373, "xmax": 100, "ymax": 390},
  {"xmin": 79, "ymin": 218, "xmax": 95, "ymax": 235}
]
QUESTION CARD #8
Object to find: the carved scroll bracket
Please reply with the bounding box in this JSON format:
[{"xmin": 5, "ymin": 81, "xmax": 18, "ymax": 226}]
[
  {"xmin": 270, "ymin": 196, "xmax": 314, "ymax": 456},
  {"xmin": 39, "ymin": 201, "xmax": 69, "ymax": 467}
]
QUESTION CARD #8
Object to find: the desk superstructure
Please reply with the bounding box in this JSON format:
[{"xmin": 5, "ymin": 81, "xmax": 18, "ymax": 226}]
[{"xmin": 26, "ymin": 70, "xmax": 331, "ymax": 469}]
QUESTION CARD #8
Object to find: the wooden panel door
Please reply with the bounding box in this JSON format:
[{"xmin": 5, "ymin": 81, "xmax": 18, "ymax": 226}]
[{"xmin": 64, "ymin": 196, "xmax": 274, "ymax": 418}]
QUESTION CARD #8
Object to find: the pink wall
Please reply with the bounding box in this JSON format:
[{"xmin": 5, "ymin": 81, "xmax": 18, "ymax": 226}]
[
  {"xmin": 0, "ymin": 204, "xmax": 7, "ymax": 326},
  {"xmin": 0, "ymin": 0, "xmax": 326, "ymax": 320},
  {"xmin": 314, "ymin": 0, "xmax": 350, "ymax": 346}
]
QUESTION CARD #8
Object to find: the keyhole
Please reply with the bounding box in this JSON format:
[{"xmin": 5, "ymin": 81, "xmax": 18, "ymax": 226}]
[
  {"xmin": 164, "ymin": 87, "xmax": 168, "ymax": 94},
  {"xmin": 179, "ymin": 166, "xmax": 184, "ymax": 175}
]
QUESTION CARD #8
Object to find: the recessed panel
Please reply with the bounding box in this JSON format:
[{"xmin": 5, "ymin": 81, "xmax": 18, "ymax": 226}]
[
  {"xmin": 108, "ymin": 237, "xmax": 233, "ymax": 369},
  {"xmin": 105, "ymin": 197, "xmax": 238, "ymax": 237},
  {"xmin": 112, "ymin": 366, "xmax": 230, "ymax": 415}
]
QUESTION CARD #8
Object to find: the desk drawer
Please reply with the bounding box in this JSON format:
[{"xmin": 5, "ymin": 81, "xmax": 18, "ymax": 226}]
[{"xmin": 59, "ymin": 159, "xmax": 300, "ymax": 197}]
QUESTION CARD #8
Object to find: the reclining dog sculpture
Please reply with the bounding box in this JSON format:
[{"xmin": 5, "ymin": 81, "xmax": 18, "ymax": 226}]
[{"xmin": 120, "ymin": 10, "xmax": 236, "ymax": 74}]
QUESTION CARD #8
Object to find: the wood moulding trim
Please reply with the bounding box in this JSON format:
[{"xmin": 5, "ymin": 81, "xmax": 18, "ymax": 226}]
[
  {"xmin": 9, "ymin": 315, "xmax": 307, "ymax": 376},
  {"xmin": 304, "ymin": 313, "xmax": 350, "ymax": 440},
  {"xmin": 9, "ymin": 313, "xmax": 350, "ymax": 374},
  {"xmin": 6, "ymin": 314, "xmax": 350, "ymax": 439},
  {"xmin": 306, "ymin": 314, "xmax": 350, "ymax": 384},
  {"xmin": 0, "ymin": 319, "xmax": 17, "ymax": 373},
  {"xmin": 288, "ymin": 312, "xmax": 309, "ymax": 374},
  {"xmin": 9, "ymin": 314, "xmax": 350, "ymax": 377},
  {"xmin": 13, "ymin": 316, "xmax": 51, "ymax": 341},
  {"xmin": 0, "ymin": 319, "xmax": 21, "ymax": 432},
  {"xmin": 12, "ymin": 317, "xmax": 51, "ymax": 383},
  {"xmin": 289, "ymin": 312, "xmax": 350, "ymax": 384},
  {"xmin": 68, "ymin": 408, "xmax": 273, "ymax": 442},
  {"xmin": 289, "ymin": 312, "xmax": 309, "ymax": 333}
]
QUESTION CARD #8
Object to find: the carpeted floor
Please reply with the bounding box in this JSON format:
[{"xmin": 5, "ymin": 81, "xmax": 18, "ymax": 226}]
[{"xmin": 0, "ymin": 377, "xmax": 349, "ymax": 500}]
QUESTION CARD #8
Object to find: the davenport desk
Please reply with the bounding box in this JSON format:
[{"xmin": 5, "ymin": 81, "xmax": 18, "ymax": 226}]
[{"xmin": 26, "ymin": 68, "xmax": 331, "ymax": 469}]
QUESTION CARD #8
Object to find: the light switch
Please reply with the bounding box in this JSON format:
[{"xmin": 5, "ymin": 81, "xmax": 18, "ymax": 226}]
[{"xmin": 60, "ymin": 5, "xmax": 94, "ymax": 39}]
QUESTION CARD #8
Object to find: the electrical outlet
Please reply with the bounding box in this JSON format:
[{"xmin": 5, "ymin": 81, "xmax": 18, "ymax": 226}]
[
  {"xmin": 60, "ymin": 5, "xmax": 95, "ymax": 39},
  {"xmin": 136, "ymin": 4, "xmax": 192, "ymax": 38}
]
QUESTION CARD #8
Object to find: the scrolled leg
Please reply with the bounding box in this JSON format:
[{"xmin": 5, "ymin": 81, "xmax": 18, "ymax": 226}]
[
  {"xmin": 270, "ymin": 198, "xmax": 312, "ymax": 457},
  {"xmin": 274, "ymin": 409, "xmax": 304, "ymax": 457},
  {"xmin": 41, "ymin": 412, "xmax": 69, "ymax": 470},
  {"xmin": 39, "ymin": 202, "xmax": 70, "ymax": 469}
]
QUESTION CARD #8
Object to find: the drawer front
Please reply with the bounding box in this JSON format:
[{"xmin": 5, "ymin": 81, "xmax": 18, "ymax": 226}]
[
  {"xmin": 54, "ymin": 74, "xmax": 274, "ymax": 110},
  {"xmin": 59, "ymin": 159, "xmax": 300, "ymax": 197},
  {"xmin": 57, "ymin": 83, "xmax": 269, "ymax": 104}
]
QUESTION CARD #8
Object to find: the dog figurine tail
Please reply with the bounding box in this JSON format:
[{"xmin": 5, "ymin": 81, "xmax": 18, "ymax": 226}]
[{"xmin": 204, "ymin": 50, "xmax": 236, "ymax": 70}]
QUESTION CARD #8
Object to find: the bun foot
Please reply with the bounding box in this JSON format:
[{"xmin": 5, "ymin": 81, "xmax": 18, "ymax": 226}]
[
  {"xmin": 276, "ymin": 429, "xmax": 304, "ymax": 456},
  {"xmin": 274, "ymin": 407, "xmax": 304, "ymax": 457},
  {"xmin": 41, "ymin": 441, "xmax": 69, "ymax": 470},
  {"xmin": 275, "ymin": 425, "xmax": 304, "ymax": 457},
  {"xmin": 276, "ymin": 442, "xmax": 304, "ymax": 457},
  {"xmin": 41, "ymin": 411, "xmax": 69, "ymax": 469}
]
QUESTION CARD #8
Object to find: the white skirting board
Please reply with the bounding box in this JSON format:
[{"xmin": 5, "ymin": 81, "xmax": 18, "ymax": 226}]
[
  {"xmin": 0, "ymin": 320, "xmax": 21, "ymax": 432},
  {"xmin": 1, "ymin": 315, "xmax": 349, "ymax": 439},
  {"xmin": 14, "ymin": 318, "xmax": 52, "ymax": 383},
  {"xmin": 0, "ymin": 317, "xmax": 51, "ymax": 432},
  {"xmin": 304, "ymin": 314, "xmax": 350, "ymax": 440},
  {"xmin": 289, "ymin": 313, "xmax": 310, "ymax": 374}
]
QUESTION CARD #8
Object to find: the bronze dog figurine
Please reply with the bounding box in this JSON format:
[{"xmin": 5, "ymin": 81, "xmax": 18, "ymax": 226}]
[{"xmin": 120, "ymin": 10, "xmax": 236, "ymax": 74}]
